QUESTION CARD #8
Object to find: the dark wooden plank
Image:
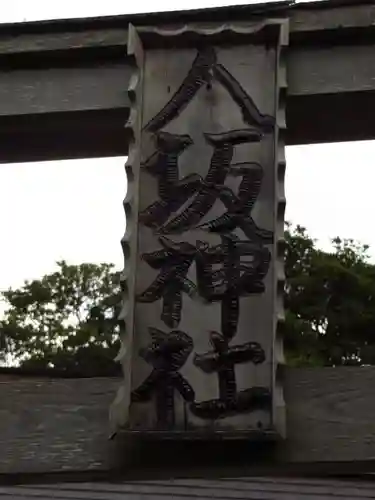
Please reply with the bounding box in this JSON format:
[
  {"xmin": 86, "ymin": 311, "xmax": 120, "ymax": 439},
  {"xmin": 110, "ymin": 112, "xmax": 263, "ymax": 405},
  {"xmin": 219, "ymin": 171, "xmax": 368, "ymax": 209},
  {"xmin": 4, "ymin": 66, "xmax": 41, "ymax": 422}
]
[
  {"xmin": 0, "ymin": 63, "xmax": 129, "ymax": 117},
  {"xmin": 0, "ymin": 30, "xmax": 128, "ymax": 55},
  {"xmin": 286, "ymin": 91, "xmax": 375, "ymax": 145},
  {"xmin": 0, "ymin": 110, "xmax": 129, "ymax": 163},
  {"xmin": 1, "ymin": 42, "xmax": 375, "ymax": 163},
  {"xmin": 2, "ymin": 367, "xmax": 375, "ymax": 474},
  {"xmin": 0, "ymin": 376, "xmax": 118, "ymax": 474},
  {"xmin": 0, "ymin": 1, "xmax": 374, "ymax": 56},
  {"xmin": 0, "ymin": 89, "xmax": 372, "ymax": 163},
  {"xmin": 291, "ymin": 2, "xmax": 375, "ymax": 33},
  {"xmin": 0, "ymin": 1, "xmax": 291, "ymax": 56},
  {"xmin": 0, "ymin": 1, "xmax": 375, "ymax": 161},
  {"xmin": 288, "ymin": 45, "xmax": 375, "ymax": 96},
  {"xmin": 4, "ymin": 477, "xmax": 375, "ymax": 500},
  {"xmin": 1, "ymin": 37, "xmax": 375, "ymax": 162},
  {"xmin": 283, "ymin": 367, "xmax": 375, "ymax": 463},
  {"xmin": 2, "ymin": 42, "xmax": 375, "ymax": 115}
]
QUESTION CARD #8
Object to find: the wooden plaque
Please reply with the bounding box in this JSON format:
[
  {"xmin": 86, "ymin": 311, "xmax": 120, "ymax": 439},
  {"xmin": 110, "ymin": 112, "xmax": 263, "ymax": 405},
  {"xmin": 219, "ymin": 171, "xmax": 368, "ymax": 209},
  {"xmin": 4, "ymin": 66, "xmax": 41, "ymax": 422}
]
[{"xmin": 111, "ymin": 19, "xmax": 288, "ymax": 440}]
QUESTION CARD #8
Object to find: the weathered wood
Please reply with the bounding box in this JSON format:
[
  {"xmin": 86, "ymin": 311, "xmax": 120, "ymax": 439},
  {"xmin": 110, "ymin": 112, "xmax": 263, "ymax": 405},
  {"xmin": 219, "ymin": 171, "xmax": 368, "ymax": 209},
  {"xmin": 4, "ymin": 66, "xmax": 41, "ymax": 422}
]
[
  {"xmin": 0, "ymin": 63, "xmax": 129, "ymax": 116},
  {"xmin": 2, "ymin": 43, "xmax": 375, "ymax": 116},
  {"xmin": 283, "ymin": 367, "xmax": 375, "ymax": 463},
  {"xmin": 0, "ymin": 30, "xmax": 128, "ymax": 55},
  {"xmin": 288, "ymin": 45, "xmax": 375, "ymax": 96},
  {"xmin": 0, "ymin": 110, "xmax": 129, "ymax": 163},
  {"xmin": 2, "ymin": 367, "xmax": 375, "ymax": 474},
  {"xmin": 0, "ymin": 376, "xmax": 118, "ymax": 474},
  {"xmin": 0, "ymin": 1, "xmax": 374, "ymax": 57},
  {"xmin": 0, "ymin": 1, "xmax": 375, "ymax": 162},
  {"xmin": 290, "ymin": 1, "xmax": 375, "ymax": 33},
  {"xmin": 1, "ymin": 43, "xmax": 374, "ymax": 162},
  {"xmin": 112, "ymin": 21, "xmax": 287, "ymax": 441},
  {"xmin": 4, "ymin": 476, "xmax": 375, "ymax": 498}
]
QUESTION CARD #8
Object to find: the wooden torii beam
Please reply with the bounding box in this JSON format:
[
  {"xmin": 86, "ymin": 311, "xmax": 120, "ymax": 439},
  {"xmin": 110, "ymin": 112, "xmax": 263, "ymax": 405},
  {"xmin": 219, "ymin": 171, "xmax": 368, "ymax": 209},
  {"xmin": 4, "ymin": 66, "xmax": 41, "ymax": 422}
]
[
  {"xmin": 0, "ymin": 0, "xmax": 375, "ymax": 163},
  {"xmin": 2, "ymin": 369, "xmax": 375, "ymax": 477}
]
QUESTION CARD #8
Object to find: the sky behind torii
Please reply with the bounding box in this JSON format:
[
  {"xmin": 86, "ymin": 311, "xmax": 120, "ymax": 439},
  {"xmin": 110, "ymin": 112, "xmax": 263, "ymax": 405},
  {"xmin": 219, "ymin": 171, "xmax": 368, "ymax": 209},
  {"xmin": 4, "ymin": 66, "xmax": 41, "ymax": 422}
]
[
  {"xmin": 0, "ymin": 0, "xmax": 373, "ymax": 292},
  {"xmin": 1, "ymin": 0, "xmax": 318, "ymax": 23}
]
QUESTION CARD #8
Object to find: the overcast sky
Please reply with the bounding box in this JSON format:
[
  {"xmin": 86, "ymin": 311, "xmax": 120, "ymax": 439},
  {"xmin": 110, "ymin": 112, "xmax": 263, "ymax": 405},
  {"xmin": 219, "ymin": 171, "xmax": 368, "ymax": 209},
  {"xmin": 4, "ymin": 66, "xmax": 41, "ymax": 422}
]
[
  {"xmin": 1, "ymin": 0, "xmax": 317, "ymax": 23},
  {"xmin": 0, "ymin": 0, "xmax": 373, "ymax": 292}
]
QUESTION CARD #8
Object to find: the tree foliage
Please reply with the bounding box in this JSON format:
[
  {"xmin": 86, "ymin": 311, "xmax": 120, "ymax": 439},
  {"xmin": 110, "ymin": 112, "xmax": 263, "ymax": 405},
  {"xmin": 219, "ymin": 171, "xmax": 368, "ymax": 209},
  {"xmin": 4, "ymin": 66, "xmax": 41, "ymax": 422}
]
[
  {"xmin": 1, "ymin": 225, "xmax": 375, "ymax": 373},
  {"xmin": 0, "ymin": 261, "xmax": 121, "ymax": 375},
  {"xmin": 285, "ymin": 224, "xmax": 375, "ymax": 367}
]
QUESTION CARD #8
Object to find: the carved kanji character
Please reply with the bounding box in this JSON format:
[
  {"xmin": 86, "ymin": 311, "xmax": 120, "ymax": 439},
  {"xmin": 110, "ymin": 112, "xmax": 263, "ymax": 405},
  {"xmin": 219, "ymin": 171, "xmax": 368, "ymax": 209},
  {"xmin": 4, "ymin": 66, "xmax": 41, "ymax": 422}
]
[
  {"xmin": 132, "ymin": 327, "xmax": 194, "ymax": 429},
  {"xmin": 137, "ymin": 237, "xmax": 199, "ymax": 328},
  {"xmin": 196, "ymin": 234, "xmax": 271, "ymax": 339},
  {"xmin": 140, "ymin": 46, "xmax": 274, "ymax": 238},
  {"xmin": 191, "ymin": 330, "xmax": 270, "ymax": 419}
]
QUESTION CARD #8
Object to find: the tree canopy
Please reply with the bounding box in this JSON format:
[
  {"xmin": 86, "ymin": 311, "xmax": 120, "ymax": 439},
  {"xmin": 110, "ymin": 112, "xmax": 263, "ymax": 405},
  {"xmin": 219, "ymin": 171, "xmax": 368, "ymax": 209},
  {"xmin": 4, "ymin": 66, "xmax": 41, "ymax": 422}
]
[
  {"xmin": 1, "ymin": 225, "xmax": 375, "ymax": 374},
  {"xmin": 0, "ymin": 261, "xmax": 121, "ymax": 375},
  {"xmin": 285, "ymin": 224, "xmax": 375, "ymax": 367}
]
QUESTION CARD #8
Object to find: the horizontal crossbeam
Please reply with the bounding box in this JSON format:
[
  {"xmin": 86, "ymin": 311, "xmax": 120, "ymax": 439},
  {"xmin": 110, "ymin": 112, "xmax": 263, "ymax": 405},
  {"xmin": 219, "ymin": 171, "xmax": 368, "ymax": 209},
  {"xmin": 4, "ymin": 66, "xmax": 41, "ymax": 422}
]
[
  {"xmin": 1, "ymin": 366, "xmax": 375, "ymax": 476},
  {"xmin": 1, "ymin": 0, "xmax": 375, "ymax": 162}
]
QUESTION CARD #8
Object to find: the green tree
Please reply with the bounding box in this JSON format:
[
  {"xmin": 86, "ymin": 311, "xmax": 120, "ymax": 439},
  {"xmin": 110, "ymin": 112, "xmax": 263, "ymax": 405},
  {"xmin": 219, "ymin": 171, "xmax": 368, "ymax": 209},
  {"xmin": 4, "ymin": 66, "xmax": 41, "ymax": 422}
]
[
  {"xmin": 0, "ymin": 261, "xmax": 121, "ymax": 375},
  {"xmin": 285, "ymin": 224, "xmax": 375, "ymax": 367},
  {"xmin": 2, "ymin": 227, "xmax": 375, "ymax": 372}
]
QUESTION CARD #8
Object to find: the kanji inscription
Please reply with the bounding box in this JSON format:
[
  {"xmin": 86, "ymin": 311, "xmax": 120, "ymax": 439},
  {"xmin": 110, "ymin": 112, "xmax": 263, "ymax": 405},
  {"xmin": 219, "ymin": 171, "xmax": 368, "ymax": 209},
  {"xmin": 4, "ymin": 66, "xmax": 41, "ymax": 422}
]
[
  {"xmin": 132, "ymin": 327, "xmax": 194, "ymax": 429},
  {"xmin": 124, "ymin": 22, "xmax": 287, "ymax": 438},
  {"xmin": 191, "ymin": 331, "xmax": 269, "ymax": 419}
]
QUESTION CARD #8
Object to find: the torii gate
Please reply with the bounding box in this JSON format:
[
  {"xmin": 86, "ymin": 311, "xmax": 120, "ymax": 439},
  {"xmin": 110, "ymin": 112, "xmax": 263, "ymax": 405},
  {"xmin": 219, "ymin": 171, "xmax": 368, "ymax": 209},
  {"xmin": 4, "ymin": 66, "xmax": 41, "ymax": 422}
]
[{"xmin": 1, "ymin": 0, "xmax": 375, "ymax": 479}]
